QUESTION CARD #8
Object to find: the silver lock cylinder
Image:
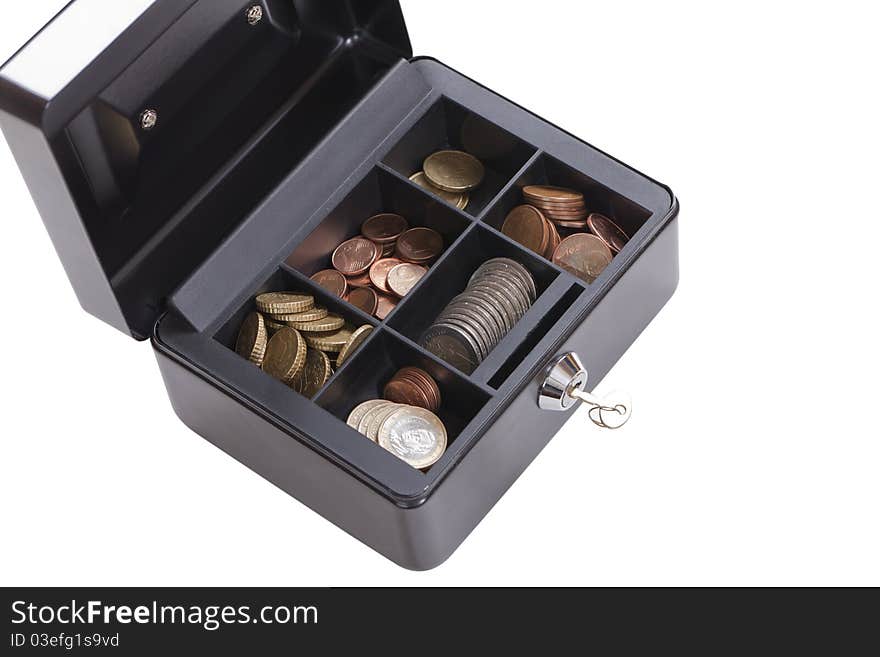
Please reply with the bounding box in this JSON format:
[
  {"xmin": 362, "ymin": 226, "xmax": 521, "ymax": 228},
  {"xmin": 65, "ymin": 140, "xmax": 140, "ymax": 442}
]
[
  {"xmin": 539, "ymin": 352, "xmax": 632, "ymax": 429},
  {"xmin": 539, "ymin": 352, "xmax": 588, "ymax": 411}
]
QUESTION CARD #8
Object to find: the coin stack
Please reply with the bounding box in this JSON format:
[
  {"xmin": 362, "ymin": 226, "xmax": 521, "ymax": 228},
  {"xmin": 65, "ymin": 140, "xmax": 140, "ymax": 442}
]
[
  {"xmin": 420, "ymin": 258, "xmax": 537, "ymax": 375},
  {"xmin": 347, "ymin": 400, "xmax": 447, "ymax": 471},
  {"xmin": 409, "ymin": 149, "xmax": 486, "ymax": 211},
  {"xmin": 383, "ymin": 367, "xmax": 441, "ymax": 413},
  {"xmin": 235, "ymin": 291, "xmax": 374, "ymax": 396},
  {"xmin": 309, "ymin": 214, "xmax": 445, "ymax": 320},
  {"xmin": 501, "ymin": 185, "xmax": 632, "ymax": 285}
]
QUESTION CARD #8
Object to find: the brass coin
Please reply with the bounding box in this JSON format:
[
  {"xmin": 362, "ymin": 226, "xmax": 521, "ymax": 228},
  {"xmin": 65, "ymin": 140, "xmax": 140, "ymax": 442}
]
[
  {"xmin": 262, "ymin": 327, "xmax": 307, "ymax": 385},
  {"xmin": 265, "ymin": 318, "xmax": 286, "ymax": 334},
  {"xmin": 310, "ymin": 270, "xmax": 348, "ymax": 298},
  {"xmin": 586, "ymin": 212, "xmax": 630, "ymax": 254},
  {"xmin": 347, "ymin": 400, "xmax": 388, "ymax": 432},
  {"xmin": 362, "ymin": 213, "xmax": 409, "ymax": 244},
  {"xmin": 336, "ymin": 325, "xmax": 374, "ymax": 367},
  {"xmin": 293, "ymin": 349, "xmax": 332, "ymax": 397},
  {"xmin": 375, "ymin": 292, "xmax": 398, "ymax": 320},
  {"xmin": 369, "ymin": 258, "xmax": 404, "ymax": 294},
  {"xmin": 332, "ymin": 237, "xmax": 379, "ymax": 277},
  {"xmin": 396, "ymin": 227, "xmax": 444, "ymax": 264},
  {"xmin": 256, "ymin": 292, "xmax": 314, "ymax": 315},
  {"xmin": 346, "ymin": 286, "xmax": 378, "ymax": 317},
  {"xmin": 291, "ymin": 313, "xmax": 346, "ymax": 333},
  {"xmin": 501, "ymin": 205, "xmax": 549, "ymax": 255},
  {"xmin": 552, "ymin": 233, "xmax": 614, "ymax": 284},
  {"xmin": 304, "ymin": 324, "xmax": 354, "ymax": 353},
  {"xmin": 273, "ymin": 307, "xmax": 329, "ymax": 323},
  {"xmin": 378, "ymin": 406, "xmax": 448, "ymax": 470},
  {"xmin": 409, "ymin": 172, "xmax": 469, "ymax": 210},
  {"xmin": 424, "ymin": 150, "xmax": 485, "ymax": 193},
  {"xmin": 523, "ymin": 185, "xmax": 584, "ymax": 204},
  {"xmin": 235, "ymin": 312, "xmax": 268, "ymax": 366},
  {"xmin": 387, "ymin": 263, "xmax": 428, "ymax": 298}
]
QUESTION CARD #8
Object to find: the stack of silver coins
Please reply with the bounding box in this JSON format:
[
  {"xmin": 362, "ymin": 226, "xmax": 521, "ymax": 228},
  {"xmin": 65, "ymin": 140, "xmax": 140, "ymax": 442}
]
[{"xmin": 421, "ymin": 258, "xmax": 536, "ymax": 374}]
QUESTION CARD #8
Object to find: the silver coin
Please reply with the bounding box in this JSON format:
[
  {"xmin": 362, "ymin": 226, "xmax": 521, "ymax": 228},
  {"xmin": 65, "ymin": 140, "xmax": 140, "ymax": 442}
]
[
  {"xmin": 491, "ymin": 258, "xmax": 537, "ymax": 303},
  {"xmin": 357, "ymin": 401, "xmax": 396, "ymax": 439},
  {"xmin": 421, "ymin": 322, "xmax": 482, "ymax": 374},
  {"xmin": 468, "ymin": 281, "xmax": 519, "ymax": 331},
  {"xmin": 437, "ymin": 313, "xmax": 490, "ymax": 360},
  {"xmin": 440, "ymin": 304, "xmax": 498, "ymax": 351},
  {"xmin": 445, "ymin": 292, "xmax": 506, "ymax": 341},
  {"xmin": 472, "ymin": 272, "xmax": 531, "ymax": 319},
  {"xmin": 378, "ymin": 406, "xmax": 448, "ymax": 470},
  {"xmin": 347, "ymin": 400, "xmax": 389, "ymax": 431},
  {"xmin": 458, "ymin": 287, "xmax": 513, "ymax": 335},
  {"xmin": 367, "ymin": 403, "xmax": 404, "ymax": 443},
  {"xmin": 471, "ymin": 258, "xmax": 537, "ymax": 302}
]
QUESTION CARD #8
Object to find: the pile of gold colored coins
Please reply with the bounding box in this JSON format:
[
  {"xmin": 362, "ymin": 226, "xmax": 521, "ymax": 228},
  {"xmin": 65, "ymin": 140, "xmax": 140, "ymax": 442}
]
[
  {"xmin": 235, "ymin": 291, "xmax": 373, "ymax": 396},
  {"xmin": 421, "ymin": 259, "xmax": 537, "ymax": 375},
  {"xmin": 309, "ymin": 214, "xmax": 446, "ymax": 320},
  {"xmin": 347, "ymin": 367, "xmax": 447, "ymax": 470},
  {"xmin": 409, "ymin": 149, "xmax": 486, "ymax": 211},
  {"xmin": 501, "ymin": 185, "xmax": 631, "ymax": 284}
]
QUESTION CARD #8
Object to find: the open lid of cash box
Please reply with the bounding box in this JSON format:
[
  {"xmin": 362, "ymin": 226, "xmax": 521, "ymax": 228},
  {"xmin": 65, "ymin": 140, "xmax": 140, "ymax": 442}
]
[{"xmin": 0, "ymin": 0, "xmax": 411, "ymax": 339}]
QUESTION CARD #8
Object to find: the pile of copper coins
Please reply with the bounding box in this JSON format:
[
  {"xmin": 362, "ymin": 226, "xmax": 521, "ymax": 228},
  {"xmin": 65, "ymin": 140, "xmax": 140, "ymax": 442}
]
[
  {"xmin": 309, "ymin": 213, "xmax": 445, "ymax": 320},
  {"xmin": 501, "ymin": 185, "xmax": 631, "ymax": 284},
  {"xmin": 421, "ymin": 258, "xmax": 537, "ymax": 374},
  {"xmin": 234, "ymin": 291, "xmax": 373, "ymax": 396},
  {"xmin": 409, "ymin": 149, "xmax": 486, "ymax": 211},
  {"xmin": 347, "ymin": 367, "xmax": 447, "ymax": 470}
]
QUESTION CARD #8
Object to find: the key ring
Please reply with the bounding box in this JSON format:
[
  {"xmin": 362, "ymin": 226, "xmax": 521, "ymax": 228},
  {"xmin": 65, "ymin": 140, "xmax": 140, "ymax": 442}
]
[{"xmin": 538, "ymin": 352, "xmax": 632, "ymax": 429}]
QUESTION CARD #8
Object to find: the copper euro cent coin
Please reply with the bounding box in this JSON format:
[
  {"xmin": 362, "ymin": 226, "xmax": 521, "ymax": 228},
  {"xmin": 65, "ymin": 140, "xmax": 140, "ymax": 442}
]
[
  {"xmin": 552, "ymin": 233, "xmax": 613, "ymax": 284},
  {"xmin": 332, "ymin": 237, "xmax": 379, "ymax": 277},
  {"xmin": 310, "ymin": 269, "xmax": 348, "ymax": 298},
  {"xmin": 586, "ymin": 212, "xmax": 630, "ymax": 254},
  {"xmin": 362, "ymin": 213, "xmax": 409, "ymax": 244}
]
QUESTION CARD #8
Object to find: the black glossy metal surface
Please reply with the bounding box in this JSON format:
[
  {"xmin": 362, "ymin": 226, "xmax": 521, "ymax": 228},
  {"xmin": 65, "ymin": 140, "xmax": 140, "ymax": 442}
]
[
  {"xmin": 1, "ymin": 2, "xmax": 679, "ymax": 569},
  {"xmin": 0, "ymin": 0, "xmax": 411, "ymax": 338}
]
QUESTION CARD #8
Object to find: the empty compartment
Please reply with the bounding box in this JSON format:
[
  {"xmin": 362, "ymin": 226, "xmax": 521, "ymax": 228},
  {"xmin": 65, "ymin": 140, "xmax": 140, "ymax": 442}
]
[
  {"xmin": 215, "ymin": 267, "xmax": 378, "ymax": 398},
  {"xmin": 483, "ymin": 153, "xmax": 653, "ymax": 256},
  {"xmin": 316, "ymin": 330, "xmax": 491, "ymax": 471},
  {"xmin": 382, "ymin": 98, "xmax": 537, "ymax": 217},
  {"xmin": 285, "ymin": 167, "xmax": 471, "ymax": 319},
  {"xmin": 388, "ymin": 225, "xmax": 559, "ymax": 375}
]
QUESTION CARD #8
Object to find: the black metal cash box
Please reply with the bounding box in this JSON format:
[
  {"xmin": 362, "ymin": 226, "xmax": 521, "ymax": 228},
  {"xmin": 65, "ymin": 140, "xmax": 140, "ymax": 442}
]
[{"xmin": 0, "ymin": 0, "xmax": 679, "ymax": 569}]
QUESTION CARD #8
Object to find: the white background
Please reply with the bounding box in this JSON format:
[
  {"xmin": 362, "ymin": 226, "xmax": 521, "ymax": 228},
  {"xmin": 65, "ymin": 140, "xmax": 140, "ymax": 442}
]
[{"xmin": 1, "ymin": 1, "xmax": 878, "ymax": 586}]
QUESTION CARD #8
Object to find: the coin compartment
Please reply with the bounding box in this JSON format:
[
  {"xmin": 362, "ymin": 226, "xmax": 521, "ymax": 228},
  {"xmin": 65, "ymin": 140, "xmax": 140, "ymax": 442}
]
[
  {"xmin": 482, "ymin": 152, "xmax": 654, "ymax": 262},
  {"xmin": 381, "ymin": 97, "xmax": 538, "ymax": 217},
  {"xmin": 214, "ymin": 266, "xmax": 380, "ymax": 398},
  {"xmin": 387, "ymin": 224, "xmax": 561, "ymax": 375},
  {"xmin": 285, "ymin": 166, "xmax": 470, "ymax": 285},
  {"xmin": 315, "ymin": 329, "xmax": 492, "ymax": 468}
]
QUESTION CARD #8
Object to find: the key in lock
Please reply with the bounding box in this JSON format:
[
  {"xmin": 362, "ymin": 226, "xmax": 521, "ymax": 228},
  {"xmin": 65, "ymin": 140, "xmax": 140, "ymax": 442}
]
[{"xmin": 538, "ymin": 352, "xmax": 632, "ymax": 429}]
